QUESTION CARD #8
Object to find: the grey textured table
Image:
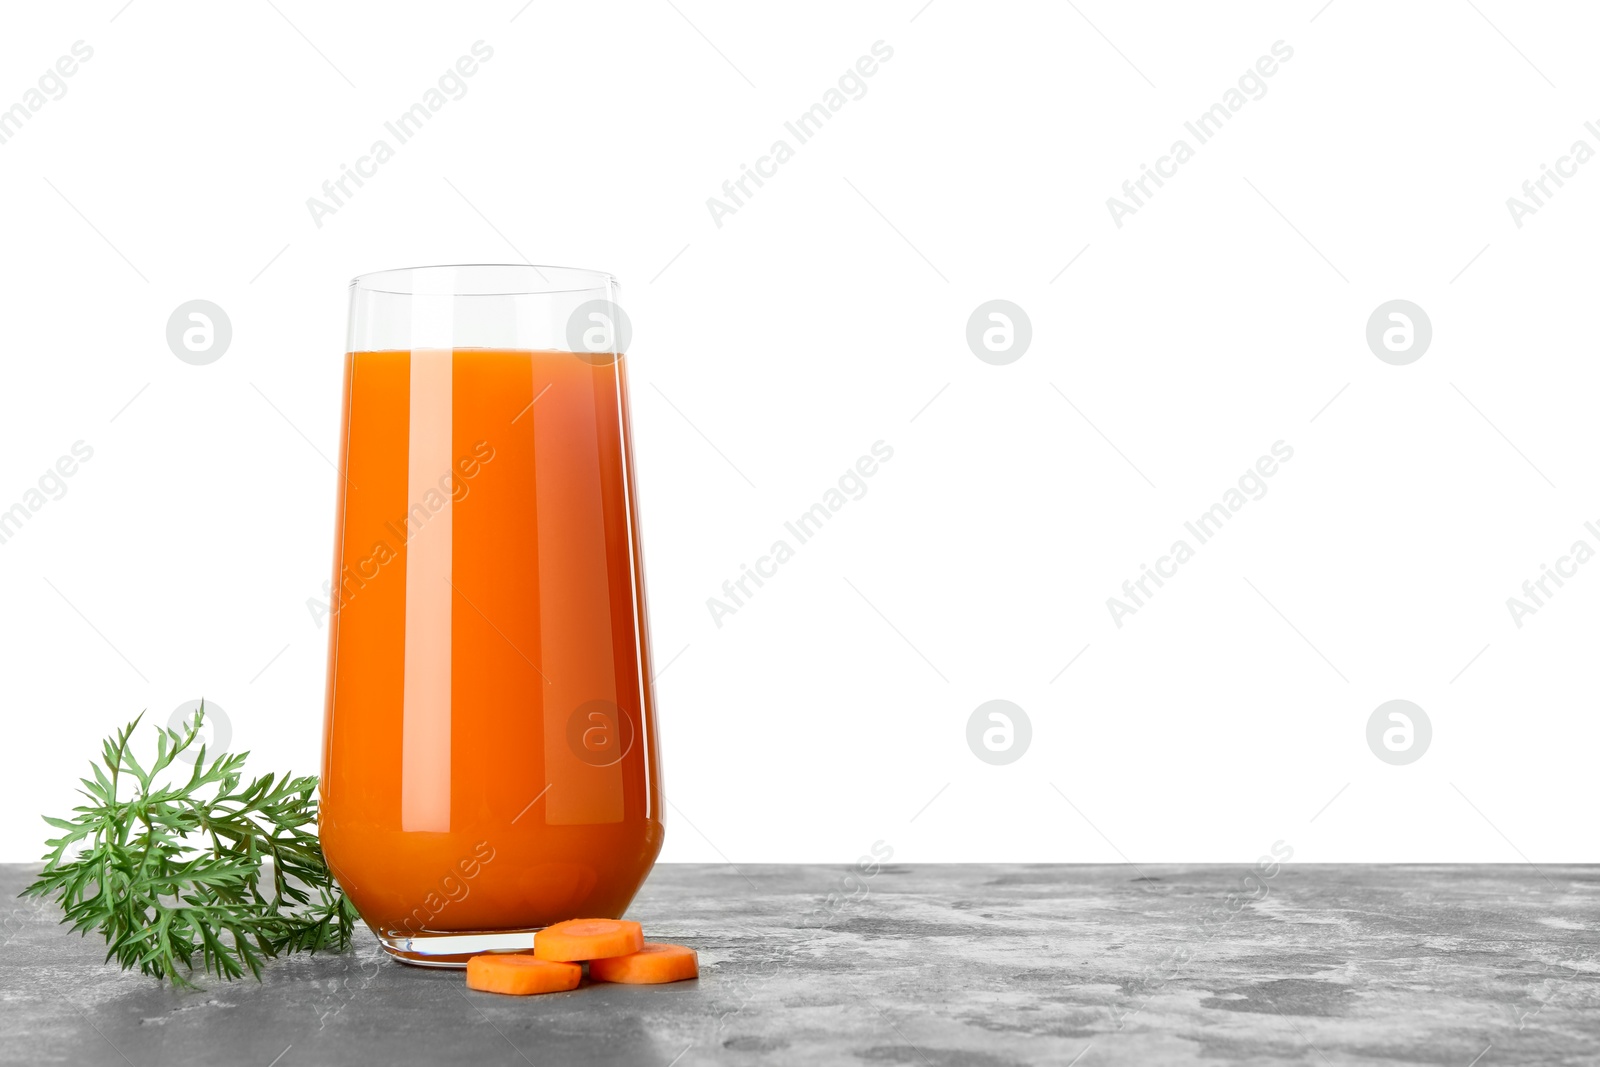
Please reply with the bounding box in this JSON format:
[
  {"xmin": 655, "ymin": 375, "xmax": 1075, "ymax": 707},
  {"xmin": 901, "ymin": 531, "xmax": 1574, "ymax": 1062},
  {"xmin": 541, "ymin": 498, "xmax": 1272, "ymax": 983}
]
[{"xmin": 2, "ymin": 863, "xmax": 1597, "ymax": 1066}]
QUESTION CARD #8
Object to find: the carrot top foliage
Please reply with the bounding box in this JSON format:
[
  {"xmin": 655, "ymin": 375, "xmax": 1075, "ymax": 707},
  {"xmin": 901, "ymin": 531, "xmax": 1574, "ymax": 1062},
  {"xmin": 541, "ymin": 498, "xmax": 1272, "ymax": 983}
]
[{"xmin": 21, "ymin": 705, "xmax": 358, "ymax": 987}]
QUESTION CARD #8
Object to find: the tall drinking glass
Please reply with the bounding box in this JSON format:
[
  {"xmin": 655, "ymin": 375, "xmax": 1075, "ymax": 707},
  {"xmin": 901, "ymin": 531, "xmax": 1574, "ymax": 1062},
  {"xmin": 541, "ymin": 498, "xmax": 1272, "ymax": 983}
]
[{"xmin": 321, "ymin": 264, "xmax": 662, "ymax": 966}]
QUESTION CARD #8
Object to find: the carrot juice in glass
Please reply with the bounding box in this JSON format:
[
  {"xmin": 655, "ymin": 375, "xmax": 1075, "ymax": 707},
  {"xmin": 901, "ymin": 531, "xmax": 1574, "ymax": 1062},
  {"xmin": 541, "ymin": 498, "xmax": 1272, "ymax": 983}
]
[{"xmin": 320, "ymin": 265, "xmax": 662, "ymax": 966}]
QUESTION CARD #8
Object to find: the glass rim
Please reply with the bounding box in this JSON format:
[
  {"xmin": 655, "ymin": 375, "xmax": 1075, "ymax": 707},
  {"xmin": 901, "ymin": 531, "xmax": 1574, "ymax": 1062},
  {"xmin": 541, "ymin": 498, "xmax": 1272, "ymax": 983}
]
[{"xmin": 349, "ymin": 263, "xmax": 618, "ymax": 297}]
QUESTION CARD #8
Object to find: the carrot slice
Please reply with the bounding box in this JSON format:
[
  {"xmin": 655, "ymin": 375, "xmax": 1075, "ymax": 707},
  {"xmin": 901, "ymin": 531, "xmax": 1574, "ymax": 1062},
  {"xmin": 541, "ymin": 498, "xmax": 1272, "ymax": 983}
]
[
  {"xmin": 534, "ymin": 918, "xmax": 644, "ymax": 962},
  {"xmin": 589, "ymin": 942, "xmax": 699, "ymax": 985},
  {"xmin": 466, "ymin": 954, "xmax": 581, "ymax": 995}
]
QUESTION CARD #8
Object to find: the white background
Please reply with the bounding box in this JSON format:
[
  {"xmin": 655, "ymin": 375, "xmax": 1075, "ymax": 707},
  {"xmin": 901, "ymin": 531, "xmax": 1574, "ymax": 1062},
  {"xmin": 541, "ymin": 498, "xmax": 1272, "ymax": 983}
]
[{"xmin": 1, "ymin": 1, "xmax": 1594, "ymax": 866}]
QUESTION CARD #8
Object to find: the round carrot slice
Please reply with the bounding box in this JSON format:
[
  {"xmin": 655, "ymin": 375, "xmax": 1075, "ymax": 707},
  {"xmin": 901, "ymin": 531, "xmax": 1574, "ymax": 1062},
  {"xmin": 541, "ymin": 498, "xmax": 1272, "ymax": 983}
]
[
  {"xmin": 466, "ymin": 954, "xmax": 581, "ymax": 996},
  {"xmin": 534, "ymin": 918, "xmax": 644, "ymax": 962},
  {"xmin": 589, "ymin": 942, "xmax": 699, "ymax": 984}
]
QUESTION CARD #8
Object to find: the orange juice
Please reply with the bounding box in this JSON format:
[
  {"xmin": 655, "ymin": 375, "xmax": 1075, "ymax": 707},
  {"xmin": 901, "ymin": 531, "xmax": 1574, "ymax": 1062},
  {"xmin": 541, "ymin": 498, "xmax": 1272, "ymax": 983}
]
[{"xmin": 320, "ymin": 348, "xmax": 662, "ymax": 939}]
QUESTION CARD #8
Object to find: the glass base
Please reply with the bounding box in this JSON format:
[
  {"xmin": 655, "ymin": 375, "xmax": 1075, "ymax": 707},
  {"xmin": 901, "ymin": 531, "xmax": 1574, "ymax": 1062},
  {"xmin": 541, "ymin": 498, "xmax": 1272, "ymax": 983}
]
[{"xmin": 377, "ymin": 929, "xmax": 541, "ymax": 968}]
